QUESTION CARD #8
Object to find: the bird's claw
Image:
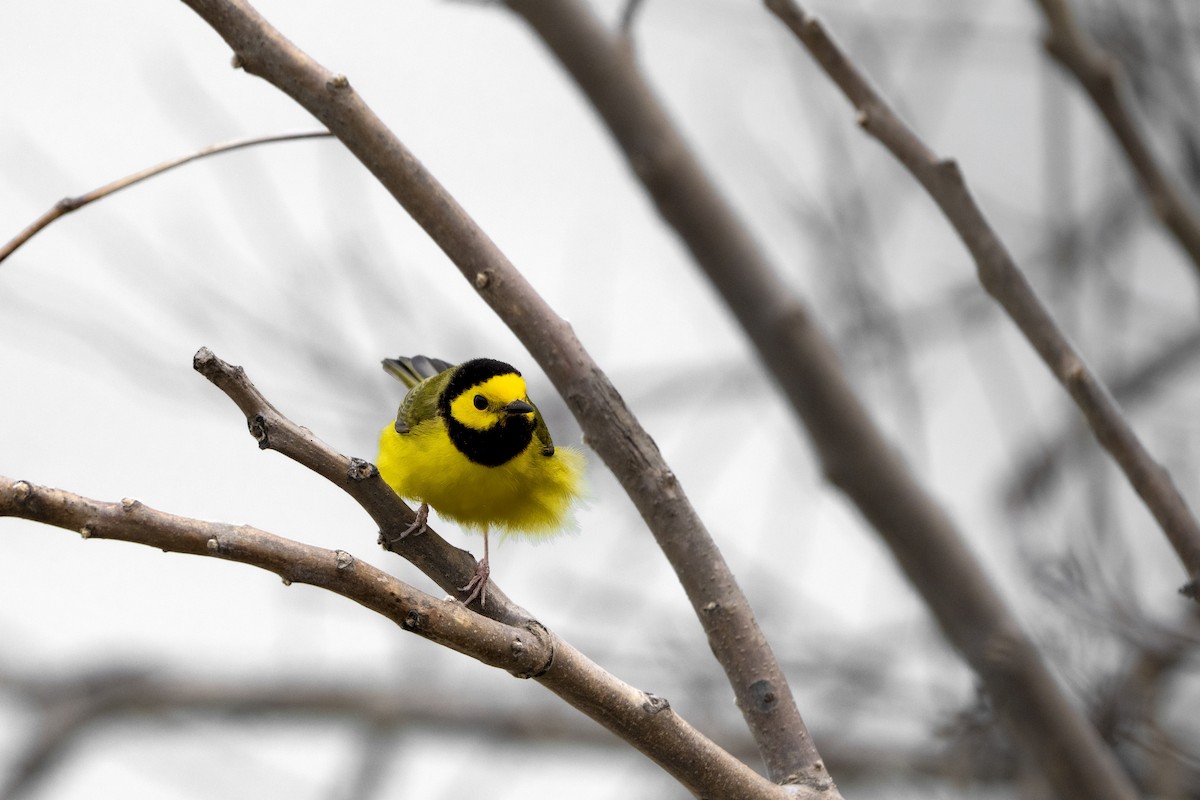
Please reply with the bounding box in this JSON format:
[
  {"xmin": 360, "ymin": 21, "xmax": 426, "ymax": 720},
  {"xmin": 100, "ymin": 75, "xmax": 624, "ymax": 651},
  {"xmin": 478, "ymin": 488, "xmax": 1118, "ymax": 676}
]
[
  {"xmin": 400, "ymin": 502, "xmax": 429, "ymax": 538},
  {"xmin": 460, "ymin": 557, "xmax": 490, "ymax": 608},
  {"xmin": 379, "ymin": 503, "xmax": 429, "ymax": 548}
]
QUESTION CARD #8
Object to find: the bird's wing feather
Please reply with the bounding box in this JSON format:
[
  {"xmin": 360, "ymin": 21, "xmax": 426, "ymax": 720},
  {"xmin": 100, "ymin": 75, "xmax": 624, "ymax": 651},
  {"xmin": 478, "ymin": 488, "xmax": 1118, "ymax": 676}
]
[
  {"xmin": 530, "ymin": 400, "xmax": 556, "ymax": 456},
  {"xmin": 384, "ymin": 356, "xmax": 457, "ymax": 433}
]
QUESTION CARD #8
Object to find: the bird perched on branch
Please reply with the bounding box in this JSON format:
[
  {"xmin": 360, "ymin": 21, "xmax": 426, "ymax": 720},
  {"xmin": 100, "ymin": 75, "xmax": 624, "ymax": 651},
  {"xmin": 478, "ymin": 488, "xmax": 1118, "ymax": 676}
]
[{"xmin": 377, "ymin": 355, "xmax": 585, "ymax": 607}]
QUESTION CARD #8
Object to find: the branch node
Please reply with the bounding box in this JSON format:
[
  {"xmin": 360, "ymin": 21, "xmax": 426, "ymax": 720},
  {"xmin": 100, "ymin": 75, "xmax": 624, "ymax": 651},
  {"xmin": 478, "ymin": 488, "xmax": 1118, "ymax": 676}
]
[
  {"xmin": 749, "ymin": 679, "xmax": 779, "ymax": 712},
  {"xmin": 402, "ymin": 608, "xmax": 427, "ymax": 631},
  {"xmin": 335, "ymin": 549, "xmax": 355, "ymax": 571},
  {"xmin": 11, "ymin": 480, "xmax": 32, "ymax": 503},
  {"xmin": 230, "ymin": 53, "xmax": 244, "ymax": 70},
  {"xmin": 120, "ymin": 497, "xmax": 140, "ymax": 513},
  {"xmin": 474, "ymin": 270, "xmax": 492, "ymax": 289},
  {"xmin": 281, "ymin": 576, "xmax": 293, "ymax": 587},
  {"xmin": 79, "ymin": 525, "xmax": 94, "ymax": 539},
  {"xmin": 326, "ymin": 73, "xmax": 350, "ymax": 92},
  {"xmin": 508, "ymin": 621, "xmax": 554, "ymax": 679},
  {"xmin": 193, "ymin": 347, "xmax": 216, "ymax": 375},
  {"xmin": 934, "ymin": 157, "xmax": 961, "ymax": 181},
  {"xmin": 248, "ymin": 413, "xmax": 270, "ymax": 450},
  {"xmin": 1180, "ymin": 577, "xmax": 1199, "ymax": 600},
  {"xmin": 206, "ymin": 537, "xmax": 220, "ymax": 554},
  {"xmin": 1063, "ymin": 358, "xmax": 1086, "ymax": 388},
  {"xmin": 641, "ymin": 692, "xmax": 670, "ymax": 714},
  {"xmin": 346, "ymin": 457, "xmax": 377, "ymax": 482}
]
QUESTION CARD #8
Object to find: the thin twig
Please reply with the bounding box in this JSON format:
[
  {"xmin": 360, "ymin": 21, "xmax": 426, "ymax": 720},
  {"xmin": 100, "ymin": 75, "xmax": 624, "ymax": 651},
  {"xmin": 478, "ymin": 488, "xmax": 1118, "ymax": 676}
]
[
  {"xmin": 174, "ymin": 2, "xmax": 834, "ymax": 793},
  {"xmin": 766, "ymin": 0, "xmax": 1200, "ymax": 600},
  {"xmin": 502, "ymin": 0, "xmax": 1142, "ymax": 798},
  {"xmin": 1032, "ymin": 0, "xmax": 1200, "ymax": 280},
  {"xmin": 0, "ymin": 131, "xmax": 333, "ymax": 265}
]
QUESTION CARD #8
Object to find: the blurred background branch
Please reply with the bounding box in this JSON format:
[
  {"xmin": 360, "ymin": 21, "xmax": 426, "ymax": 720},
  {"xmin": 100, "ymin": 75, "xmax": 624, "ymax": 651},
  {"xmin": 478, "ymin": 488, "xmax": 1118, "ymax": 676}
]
[
  {"xmin": 0, "ymin": 132, "xmax": 333, "ymax": 266},
  {"xmin": 1033, "ymin": 0, "xmax": 1200, "ymax": 279}
]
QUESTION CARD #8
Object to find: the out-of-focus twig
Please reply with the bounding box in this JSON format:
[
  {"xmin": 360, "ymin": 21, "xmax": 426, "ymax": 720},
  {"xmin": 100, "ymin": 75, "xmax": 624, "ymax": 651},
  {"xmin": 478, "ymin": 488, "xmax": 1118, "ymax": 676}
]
[
  {"xmin": 766, "ymin": 0, "xmax": 1200, "ymax": 604},
  {"xmin": 1007, "ymin": 324, "xmax": 1200, "ymax": 509},
  {"xmin": 1032, "ymin": 0, "xmax": 1200, "ymax": 280},
  {"xmin": 0, "ymin": 664, "xmax": 1043, "ymax": 799},
  {"xmin": 0, "ymin": 131, "xmax": 333, "ymax": 265},
  {"xmin": 175, "ymin": 2, "xmax": 833, "ymax": 795},
  {"xmin": 0, "ymin": 668, "xmax": 616, "ymax": 800}
]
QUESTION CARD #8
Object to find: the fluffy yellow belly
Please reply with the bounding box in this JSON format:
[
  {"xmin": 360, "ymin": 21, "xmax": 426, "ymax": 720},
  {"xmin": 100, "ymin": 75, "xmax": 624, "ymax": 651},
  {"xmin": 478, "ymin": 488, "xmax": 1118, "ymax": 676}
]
[{"xmin": 377, "ymin": 420, "xmax": 583, "ymax": 537}]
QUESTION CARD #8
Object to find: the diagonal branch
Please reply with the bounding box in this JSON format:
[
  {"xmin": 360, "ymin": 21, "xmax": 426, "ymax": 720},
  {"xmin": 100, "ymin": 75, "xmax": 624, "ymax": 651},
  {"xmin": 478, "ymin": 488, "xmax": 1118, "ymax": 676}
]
[
  {"xmin": 502, "ymin": 1, "xmax": 1143, "ymax": 798},
  {"xmin": 173, "ymin": 1, "xmax": 830, "ymax": 792},
  {"xmin": 1032, "ymin": 0, "xmax": 1200, "ymax": 280},
  {"xmin": 766, "ymin": 0, "xmax": 1200, "ymax": 599},
  {"xmin": 0, "ymin": 131, "xmax": 333, "ymax": 266}
]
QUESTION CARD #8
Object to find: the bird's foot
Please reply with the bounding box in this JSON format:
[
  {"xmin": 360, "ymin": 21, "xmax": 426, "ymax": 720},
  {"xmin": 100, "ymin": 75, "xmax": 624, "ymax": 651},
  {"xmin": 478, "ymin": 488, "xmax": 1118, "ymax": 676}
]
[
  {"xmin": 400, "ymin": 502, "xmax": 429, "ymax": 538},
  {"xmin": 460, "ymin": 556, "xmax": 490, "ymax": 608},
  {"xmin": 379, "ymin": 502, "xmax": 429, "ymax": 548}
]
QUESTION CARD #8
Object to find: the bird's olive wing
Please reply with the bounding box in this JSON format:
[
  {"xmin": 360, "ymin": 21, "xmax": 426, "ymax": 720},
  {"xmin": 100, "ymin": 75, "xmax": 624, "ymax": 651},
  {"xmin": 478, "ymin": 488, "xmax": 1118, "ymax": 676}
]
[
  {"xmin": 395, "ymin": 369, "xmax": 453, "ymax": 434},
  {"xmin": 531, "ymin": 401, "xmax": 556, "ymax": 456}
]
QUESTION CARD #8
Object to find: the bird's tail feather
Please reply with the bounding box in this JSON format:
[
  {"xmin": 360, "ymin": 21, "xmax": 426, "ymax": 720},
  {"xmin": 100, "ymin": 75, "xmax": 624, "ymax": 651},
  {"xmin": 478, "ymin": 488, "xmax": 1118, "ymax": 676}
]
[{"xmin": 382, "ymin": 355, "xmax": 454, "ymax": 388}]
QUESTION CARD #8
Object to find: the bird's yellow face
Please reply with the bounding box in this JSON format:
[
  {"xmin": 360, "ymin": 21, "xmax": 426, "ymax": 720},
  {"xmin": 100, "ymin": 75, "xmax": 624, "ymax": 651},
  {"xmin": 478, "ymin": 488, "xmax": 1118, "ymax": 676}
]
[{"xmin": 448, "ymin": 373, "xmax": 534, "ymax": 431}]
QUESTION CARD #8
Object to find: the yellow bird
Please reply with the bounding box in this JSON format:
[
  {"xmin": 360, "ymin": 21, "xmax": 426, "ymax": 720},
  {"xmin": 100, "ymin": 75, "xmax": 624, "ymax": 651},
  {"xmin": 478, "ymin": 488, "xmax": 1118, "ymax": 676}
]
[{"xmin": 376, "ymin": 355, "xmax": 585, "ymax": 606}]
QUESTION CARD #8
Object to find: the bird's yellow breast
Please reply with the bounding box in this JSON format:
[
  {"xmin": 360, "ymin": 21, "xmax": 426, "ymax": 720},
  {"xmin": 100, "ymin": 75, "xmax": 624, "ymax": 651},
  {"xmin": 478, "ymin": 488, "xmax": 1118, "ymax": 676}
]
[{"xmin": 377, "ymin": 417, "xmax": 584, "ymax": 538}]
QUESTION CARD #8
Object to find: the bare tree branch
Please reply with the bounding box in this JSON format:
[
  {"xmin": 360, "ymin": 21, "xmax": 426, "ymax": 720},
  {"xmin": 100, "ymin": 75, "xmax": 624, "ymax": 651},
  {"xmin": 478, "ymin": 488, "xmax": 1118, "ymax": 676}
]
[
  {"xmin": 0, "ymin": 478, "xmax": 798, "ymax": 800},
  {"xmin": 171, "ymin": 1, "xmax": 833, "ymax": 793},
  {"xmin": 496, "ymin": 0, "xmax": 1144, "ymax": 798},
  {"xmin": 0, "ymin": 131, "xmax": 333, "ymax": 266},
  {"xmin": 0, "ymin": 479, "xmax": 545, "ymax": 670},
  {"xmin": 765, "ymin": 1, "xmax": 1200, "ymax": 602},
  {"xmin": 1032, "ymin": 0, "xmax": 1200, "ymax": 280}
]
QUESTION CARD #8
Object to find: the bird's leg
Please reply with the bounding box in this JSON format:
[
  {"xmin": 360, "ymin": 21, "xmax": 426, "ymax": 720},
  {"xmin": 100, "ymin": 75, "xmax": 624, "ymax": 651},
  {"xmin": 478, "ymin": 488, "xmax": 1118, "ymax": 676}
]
[
  {"xmin": 460, "ymin": 527, "xmax": 491, "ymax": 608},
  {"xmin": 399, "ymin": 502, "xmax": 429, "ymax": 538}
]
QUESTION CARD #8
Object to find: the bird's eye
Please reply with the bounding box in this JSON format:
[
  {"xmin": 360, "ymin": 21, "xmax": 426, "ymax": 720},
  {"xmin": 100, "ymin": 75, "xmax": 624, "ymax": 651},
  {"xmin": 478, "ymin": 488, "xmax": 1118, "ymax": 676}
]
[{"xmin": 473, "ymin": 394, "xmax": 488, "ymax": 410}]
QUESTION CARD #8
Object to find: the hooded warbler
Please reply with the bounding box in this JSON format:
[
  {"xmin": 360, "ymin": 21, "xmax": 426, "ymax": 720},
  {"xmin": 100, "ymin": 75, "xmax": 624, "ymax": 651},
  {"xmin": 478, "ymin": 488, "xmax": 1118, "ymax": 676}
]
[{"xmin": 377, "ymin": 355, "xmax": 585, "ymax": 606}]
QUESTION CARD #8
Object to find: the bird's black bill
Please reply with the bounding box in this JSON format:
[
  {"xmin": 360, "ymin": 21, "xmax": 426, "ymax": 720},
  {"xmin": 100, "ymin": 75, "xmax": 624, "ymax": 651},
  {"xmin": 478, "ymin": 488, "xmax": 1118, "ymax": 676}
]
[{"xmin": 504, "ymin": 399, "xmax": 535, "ymax": 415}]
